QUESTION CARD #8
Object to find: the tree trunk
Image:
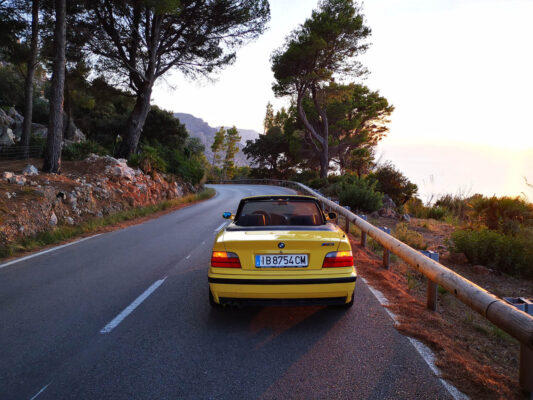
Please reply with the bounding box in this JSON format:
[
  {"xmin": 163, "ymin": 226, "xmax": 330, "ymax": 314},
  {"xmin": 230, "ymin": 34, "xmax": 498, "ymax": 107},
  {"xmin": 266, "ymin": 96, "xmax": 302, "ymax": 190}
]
[
  {"xmin": 43, "ymin": 0, "xmax": 66, "ymax": 173},
  {"xmin": 21, "ymin": 0, "xmax": 40, "ymax": 159},
  {"xmin": 116, "ymin": 83, "xmax": 153, "ymax": 159},
  {"xmin": 320, "ymin": 141, "xmax": 328, "ymax": 179}
]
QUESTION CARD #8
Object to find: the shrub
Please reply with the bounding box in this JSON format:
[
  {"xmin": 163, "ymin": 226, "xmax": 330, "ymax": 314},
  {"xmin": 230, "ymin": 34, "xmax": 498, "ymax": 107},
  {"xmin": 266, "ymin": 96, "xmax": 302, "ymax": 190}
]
[
  {"xmin": 428, "ymin": 206, "xmax": 447, "ymax": 221},
  {"xmin": 129, "ymin": 145, "xmax": 168, "ymax": 173},
  {"xmin": 434, "ymin": 194, "xmax": 470, "ymax": 220},
  {"xmin": 394, "ymin": 223, "xmax": 427, "ymax": 250},
  {"xmin": 369, "ymin": 162, "xmax": 418, "ymax": 205},
  {"xmin": 339, "ymin": 179, "xmax": 383, "ymax": 213},
  {"xmin": 62, "ymin": 141, "xmax": 108, "ymax": 161},
  {"xmin": 451, "ymin": 228, "xmax": 533, "ymax": 278},
  {"xmin": 470, "ymin": 196, "xmax": 533, "ymax": 233},
  {"xmin": 406, "ymin": 197, "xmax": 429, "ymax": 218}
]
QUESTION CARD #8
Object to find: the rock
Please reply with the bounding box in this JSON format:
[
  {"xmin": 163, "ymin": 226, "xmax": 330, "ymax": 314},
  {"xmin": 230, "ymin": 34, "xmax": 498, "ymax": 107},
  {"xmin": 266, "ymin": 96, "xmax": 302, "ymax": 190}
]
[
  {"xmin": 370, "ymin": 211, "xmax": 380, "ymax": 218},
  {"xmin": 72, "ymin": 128, "xmax": 86, "ymax": 142},
  {"xmin": 135, "ymin": 183, "xmax": 147, "ymax": 192},
  {"xmin": 29, "ymin": 181, "xmax": 38, "ymax": 186},
  {"xmin": 437, "ymin": 245, "xmax": 448, "ymax": 251},
  {"xmin": 0, "ymin": 126, "xmax": 15, "ymax": 145},
  {"xmin": 31, "ymin": 123, "xmax": 48, "ymax": 138},
  {"xmin": 103, "ymin": 155, "xmax": 119, "ymax": 165},
  {"xmin": 382, "ymin": 195, "xmax": 396, "ymax": 209},
  {"xmin": 472, "ymin": 265, "xmax": 490, "ymax": 275},
  {"xmin": 22, "ymin": 164, "xmax": 39, "ymax": 176},
  {"xmin": 8, "ymin": 107, "xmax": 22, "ymax": 121},
  {"xmin": 49, "ymin": 212, "xmax": 58, "ymax": 226},
  {"xmin": 401, "ymin": 213, "xmax": 411, "ymax": 222},
  {"xmin": 5, "ymin": 192, "xmax": 11, "ymax": 199},
  {"xmin": 8, "ymin": 175, "xmax": 26, "ymax": 185},
  {"xmin": 173, "ymin": 182, "xmax": 184, "ymax": 197},
  {"xmin": 378, "ymin": 207, "xmax": 398, "ymax": 219},
  {"xmin": 86, "ymin": 153, "xmax": 100, "ymax": 162},
  {"xmin": 65, "ymin": 217, "xmax": 74, "ymax": 225},
  {"xmin": 2, "ymin": 171, "xmax": 14, "ymax": 181},
  {"xmin": 105, "ymin": 164, "xmax": 136, "ymax": 180}
]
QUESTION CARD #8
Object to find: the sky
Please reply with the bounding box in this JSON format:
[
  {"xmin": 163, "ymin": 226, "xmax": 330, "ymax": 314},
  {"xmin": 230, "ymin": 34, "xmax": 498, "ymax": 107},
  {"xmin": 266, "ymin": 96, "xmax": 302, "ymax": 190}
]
[{"xmin": 151, "ymin": 0, "xmax": 533, "ymax": 201}]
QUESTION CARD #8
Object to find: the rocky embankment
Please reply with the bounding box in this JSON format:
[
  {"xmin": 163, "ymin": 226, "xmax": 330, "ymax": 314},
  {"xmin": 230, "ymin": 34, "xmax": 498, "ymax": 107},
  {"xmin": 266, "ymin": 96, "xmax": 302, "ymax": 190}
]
[{"xmin": 0, "ymin": 155, "xmax": 196, "ymax": 247}]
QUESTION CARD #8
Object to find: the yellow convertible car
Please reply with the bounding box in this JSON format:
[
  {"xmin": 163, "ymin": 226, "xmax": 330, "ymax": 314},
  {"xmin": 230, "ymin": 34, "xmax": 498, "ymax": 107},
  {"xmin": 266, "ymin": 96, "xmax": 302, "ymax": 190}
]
[{"xmin": 208, "ymin": 195, "xmax": 356, "ymax": 307}]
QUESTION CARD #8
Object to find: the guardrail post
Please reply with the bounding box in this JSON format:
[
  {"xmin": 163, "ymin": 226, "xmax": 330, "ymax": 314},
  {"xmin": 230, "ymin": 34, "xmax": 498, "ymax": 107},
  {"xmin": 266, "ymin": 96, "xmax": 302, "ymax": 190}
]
[
  {"xmin": 379, "ymin": 227, "xmax": 391, "ymax": 269},
  {"xmin": 520, "ymin": 344, "xmax": 533, "ymax": 394},
  {"xmin": 420, "ymin": 251, "xmax": 440, "ymax": 311},
  {"xmin": 427, "ymin": 280, "xmax": 438, "ymax": 311}
]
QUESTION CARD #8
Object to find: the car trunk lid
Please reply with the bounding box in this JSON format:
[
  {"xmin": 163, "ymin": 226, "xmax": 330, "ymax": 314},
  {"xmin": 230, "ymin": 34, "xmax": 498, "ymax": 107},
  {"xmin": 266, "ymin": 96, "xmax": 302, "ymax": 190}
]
[{"xmin": 222, "ymin": 228, "xmax": 343, "ymax": 270}]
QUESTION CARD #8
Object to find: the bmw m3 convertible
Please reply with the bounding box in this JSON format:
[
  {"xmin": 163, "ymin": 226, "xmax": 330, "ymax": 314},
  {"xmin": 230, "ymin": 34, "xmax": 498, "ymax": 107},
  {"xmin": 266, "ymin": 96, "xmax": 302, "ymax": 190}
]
[{"xmin": 208, "ymin": 195, "xmax": 356, "ymax": 307}]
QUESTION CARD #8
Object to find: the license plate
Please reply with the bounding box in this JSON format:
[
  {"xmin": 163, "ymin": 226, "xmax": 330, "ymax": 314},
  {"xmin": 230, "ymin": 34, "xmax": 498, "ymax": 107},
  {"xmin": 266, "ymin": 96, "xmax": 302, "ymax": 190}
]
[{"xmin": 255, "ymin": 254, "xmax": 308, "ymax": 268}]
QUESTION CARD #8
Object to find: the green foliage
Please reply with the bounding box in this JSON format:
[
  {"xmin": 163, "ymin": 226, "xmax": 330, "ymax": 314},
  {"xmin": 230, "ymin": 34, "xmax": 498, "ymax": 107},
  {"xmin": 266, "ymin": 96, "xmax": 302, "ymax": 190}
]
[
  {"xmin": 339, "ymin": 178, "xmax": 383, "ymax": 213},
  {"xmin": 470, "ymin": 196, "xmax": 532, "ymax": 234},
  {"xmin": 0, "ymin": 65, "xmax": 24, "ymax": 107},
  {"xmin": 394, "ymin": 223, "xmax": 427, "ymax": 250},
  {"xmin": 129, "ymin": 145, "xmax": 168, "ymax": 173},
  {"xmin": 434, "ymin": 194, "xmax": 471, "ymax": 220},
  {"xmin": 223, "ymin": 126, "xmax": 241, "ymax": 180},
  {"xmin": 211, "ymin": 127, "xmax": 225, "ymax": 165},
  {"xmin": 405, "ymin": 197, "xmax": 429, "ymax": 218},
  {"xmin": 427, "ymin": 206, "xmax": 447, "ymax": 221},
  {"xmin": 62, "ymin": 141, "xmax": 109, "ymax": 161},
  {"xmin": 370, "ymin": 162, "xmax": 418, "ymax": 205},
  {"xmin": 451, "ymin": 228, "xmax": 533, "ymax": 278},
  {"xmin": 32, "ymin": 97, "xmax": 50, "ymax": 125},
  {"xmin": 243, "ymin": 126, "xmax": 288, "ymax": 178},
  {"xmin": 142, "ymin": 106, "xmax": 188, "ymax": 149}
]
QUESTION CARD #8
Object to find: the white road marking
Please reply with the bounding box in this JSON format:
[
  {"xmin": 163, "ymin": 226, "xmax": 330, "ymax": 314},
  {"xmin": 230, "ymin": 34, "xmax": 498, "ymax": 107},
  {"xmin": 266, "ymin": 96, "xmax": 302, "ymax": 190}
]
[
  {"xmin": 100, "ymin": 277, "xmax": 167, "ymax": 334},
  {"xmin": 360, "ymin": 277, "xmax": 468, "ymax": 400},
  {"xmin": 29, "ymin": 383, "xmax": 50, "ymax": 400},
  {"xmin": 214, "ymin": 222, "xmax": 227, "ymax": 233},
  {"xmin": 0, "ymin": 234, "xmax": 102, "ymax": 270},
  {"xmin": 201, "ymin": 241, "xmax": 206, "ymax": 245},
  {"xmin": 185, "ymin": 255, "xmax": 191, "ymax": 260}
]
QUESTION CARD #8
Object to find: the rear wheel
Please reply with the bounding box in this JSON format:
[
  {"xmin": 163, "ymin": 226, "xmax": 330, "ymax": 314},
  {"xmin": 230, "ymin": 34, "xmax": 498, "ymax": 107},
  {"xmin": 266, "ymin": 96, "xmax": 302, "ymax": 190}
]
[{"xmin": 209, "ymin": 289, "xmax": 221, "ymax": 308}]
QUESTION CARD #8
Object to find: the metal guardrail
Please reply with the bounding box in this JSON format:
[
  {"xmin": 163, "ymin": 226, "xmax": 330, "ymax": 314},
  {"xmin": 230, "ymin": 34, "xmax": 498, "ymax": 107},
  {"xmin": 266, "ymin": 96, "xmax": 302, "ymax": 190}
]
[{"xmin": 213, "ymin": 178, "xmax": 533, "ymax": 392}]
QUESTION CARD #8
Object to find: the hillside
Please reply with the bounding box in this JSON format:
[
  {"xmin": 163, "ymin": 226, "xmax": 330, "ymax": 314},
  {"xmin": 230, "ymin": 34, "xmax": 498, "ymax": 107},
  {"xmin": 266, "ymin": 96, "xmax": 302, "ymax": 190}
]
[{"xmin": 174, "ymin": 113, "xmax": 260, "ymax": 166}]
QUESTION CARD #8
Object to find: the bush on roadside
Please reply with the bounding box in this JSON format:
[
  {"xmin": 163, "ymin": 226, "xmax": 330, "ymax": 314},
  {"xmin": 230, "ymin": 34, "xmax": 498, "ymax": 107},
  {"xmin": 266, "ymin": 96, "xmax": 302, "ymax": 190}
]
[
  {"xmin": 394, "ymin": 222, "xmax": 427, "ymax": 250},
  {"xmin": 339, "ymin": 179, "xmax": 383, "ymax": 213},
  {"xmin": 368, "ymin": 162, "xmax": 418, "ymax": 206},
  {"xmin": 470, "ymin": 196, "xmax": 533, "ymax": 234},
  {"xmin": 129, "ymin": 145, "xmax": 168, "ymax": 173},
  {"xmin": 62, "ymin": 140, "xmax": 109, "ymax": 161},
  {"xmin": 428, "ymin": 206, "xmax": 447, "ymax": 221},
  {"xmin": 451, "ymin": 228, "xmax": 533, "ymax": 278},
  {"xmin": 405, "ymin": 197, "xmax": 429, "ymax": 218}
]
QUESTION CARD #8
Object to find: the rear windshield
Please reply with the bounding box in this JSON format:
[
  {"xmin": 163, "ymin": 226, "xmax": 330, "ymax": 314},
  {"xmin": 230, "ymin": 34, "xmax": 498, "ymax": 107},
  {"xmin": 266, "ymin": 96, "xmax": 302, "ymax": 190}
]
[{"xmin": 236, "ymin": 200, "xmax": 324, "ymax": 226}]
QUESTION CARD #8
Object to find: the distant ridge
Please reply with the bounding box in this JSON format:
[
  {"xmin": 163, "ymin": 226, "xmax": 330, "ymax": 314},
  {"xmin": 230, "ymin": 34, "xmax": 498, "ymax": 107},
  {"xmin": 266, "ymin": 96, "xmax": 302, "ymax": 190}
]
[{"xmin": 174, "ymin": 112, "xmax": 260, "ymax": 166}]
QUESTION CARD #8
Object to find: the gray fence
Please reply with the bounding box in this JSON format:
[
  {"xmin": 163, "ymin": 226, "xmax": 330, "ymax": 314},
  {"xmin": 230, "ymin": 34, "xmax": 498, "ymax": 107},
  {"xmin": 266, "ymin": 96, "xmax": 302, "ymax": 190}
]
[
  {"xmin": 214, "ymin": 178, "xmax": 533, "ymax": 392},
  {"xmin": 0, "ymin": 146, "xmax": 42, "ymax": 160}
]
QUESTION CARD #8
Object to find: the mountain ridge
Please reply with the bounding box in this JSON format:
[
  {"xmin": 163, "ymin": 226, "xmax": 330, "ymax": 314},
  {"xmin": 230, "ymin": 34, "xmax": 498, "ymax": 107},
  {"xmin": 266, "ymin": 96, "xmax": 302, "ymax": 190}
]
[{"xmin": 174, "ymin": 112, "xmax": 260, "ymax": 166}]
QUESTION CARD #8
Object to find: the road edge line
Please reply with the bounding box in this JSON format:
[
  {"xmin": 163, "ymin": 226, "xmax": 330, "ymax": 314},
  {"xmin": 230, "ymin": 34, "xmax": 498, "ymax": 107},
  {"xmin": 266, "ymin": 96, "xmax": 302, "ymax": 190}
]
[
  {"xmin": 360, "ymin": 277, "xmax": 469, "ymax": 400},
  {"xmin": 0, "ymin": 234, "xmax": 102, "ymax": 270}
]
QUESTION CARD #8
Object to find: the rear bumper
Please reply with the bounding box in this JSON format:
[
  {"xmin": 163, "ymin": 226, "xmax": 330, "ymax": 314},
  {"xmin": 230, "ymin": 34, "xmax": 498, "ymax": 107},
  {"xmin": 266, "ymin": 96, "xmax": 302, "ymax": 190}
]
[{"xmin": 208, "ymin": 272, "xmax": 356, "ymax": 305}]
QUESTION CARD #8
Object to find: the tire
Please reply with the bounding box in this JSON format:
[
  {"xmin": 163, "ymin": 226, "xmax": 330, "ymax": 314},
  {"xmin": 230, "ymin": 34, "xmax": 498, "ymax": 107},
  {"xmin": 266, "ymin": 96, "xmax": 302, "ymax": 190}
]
[{"xmin": 209, "ymin": 289, "xmax": 221, "ymax": 308}]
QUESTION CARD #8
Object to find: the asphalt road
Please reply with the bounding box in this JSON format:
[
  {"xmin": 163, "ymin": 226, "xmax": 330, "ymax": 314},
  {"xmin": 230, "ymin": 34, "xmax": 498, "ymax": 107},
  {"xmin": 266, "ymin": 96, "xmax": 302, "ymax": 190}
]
[{"xmin": 0, "ymin": 184, "xmax": 452, "ymax": 399}]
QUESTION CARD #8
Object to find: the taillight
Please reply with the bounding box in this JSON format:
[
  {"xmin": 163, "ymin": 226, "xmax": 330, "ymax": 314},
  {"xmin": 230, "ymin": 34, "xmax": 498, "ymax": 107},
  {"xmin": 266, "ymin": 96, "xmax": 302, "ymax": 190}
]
[
  {"xmin": 211, "ymin": 251, "xmax": 241, "ymax": 268},
  {"xmin": 322, "ymin": 251, "xmax": 353, "ymax": 268}
]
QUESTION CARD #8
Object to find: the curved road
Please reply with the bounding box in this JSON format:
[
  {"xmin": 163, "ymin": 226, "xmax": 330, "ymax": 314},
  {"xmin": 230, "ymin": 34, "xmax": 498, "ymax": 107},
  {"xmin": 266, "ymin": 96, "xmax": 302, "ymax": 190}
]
[{"xmin": 0, "ymin": 184, "xmax": 452, "ymax": 399}]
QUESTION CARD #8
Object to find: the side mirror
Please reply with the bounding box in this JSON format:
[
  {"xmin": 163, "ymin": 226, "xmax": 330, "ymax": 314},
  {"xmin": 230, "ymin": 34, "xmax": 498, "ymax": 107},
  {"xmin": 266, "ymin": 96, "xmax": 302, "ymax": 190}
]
[
  {"xmin": 222, "ymin": 212, "xmax": 234, "ymax": 219},
  {"xmin": 327, "ymin": 212, "xmax": 337, "ymax": 220}
]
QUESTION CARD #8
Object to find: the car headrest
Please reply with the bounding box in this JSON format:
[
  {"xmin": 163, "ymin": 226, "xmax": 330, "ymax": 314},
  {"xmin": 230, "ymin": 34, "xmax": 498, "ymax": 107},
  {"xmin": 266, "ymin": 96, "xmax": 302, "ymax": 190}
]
[
  {"xmin": 237, "ymin": 214, "xmax": 266, "ymax": 226},
  {"xmin": 289, "ymin": 215, "xmax": 316, "ymax": 226}
]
